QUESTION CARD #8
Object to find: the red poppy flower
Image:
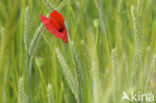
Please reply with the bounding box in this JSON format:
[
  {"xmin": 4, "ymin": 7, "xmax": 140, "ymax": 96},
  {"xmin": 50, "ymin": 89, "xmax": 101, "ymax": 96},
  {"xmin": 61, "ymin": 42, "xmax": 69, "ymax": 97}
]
[{"xmin": 40, "ymin": 10, "xmax": 68, "ymax": 43}]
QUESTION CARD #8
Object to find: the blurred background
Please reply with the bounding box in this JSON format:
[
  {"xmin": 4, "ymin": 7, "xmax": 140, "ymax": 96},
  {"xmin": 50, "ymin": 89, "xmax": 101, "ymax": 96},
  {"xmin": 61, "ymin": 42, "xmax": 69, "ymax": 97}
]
[{"xmin": 0, "ymin": 0, "xmax": 156, "ymax": 103}]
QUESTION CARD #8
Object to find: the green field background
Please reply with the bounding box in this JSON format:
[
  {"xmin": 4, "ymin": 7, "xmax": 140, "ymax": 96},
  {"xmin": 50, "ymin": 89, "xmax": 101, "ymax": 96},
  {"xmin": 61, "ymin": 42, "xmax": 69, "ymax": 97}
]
[{"xmin": 0, "ymin": 0, "xmax": 156, "ymax": 103}]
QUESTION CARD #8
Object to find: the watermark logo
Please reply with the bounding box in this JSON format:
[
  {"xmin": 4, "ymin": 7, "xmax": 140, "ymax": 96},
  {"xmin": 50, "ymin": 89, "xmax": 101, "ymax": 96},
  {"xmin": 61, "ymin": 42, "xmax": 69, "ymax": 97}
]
[{"xmin": 122, "ymin": 91, "xmax": 154, "ymax": 102}]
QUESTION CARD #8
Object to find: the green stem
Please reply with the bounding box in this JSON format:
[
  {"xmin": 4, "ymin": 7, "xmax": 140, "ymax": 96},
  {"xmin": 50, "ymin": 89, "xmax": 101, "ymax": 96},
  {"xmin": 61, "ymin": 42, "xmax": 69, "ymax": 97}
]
[
  {"xmin": 28, "ymin": 56, "xmax": 33, "ymax": 103},
  {"xmin": 95, "ymin": 28, "xmax": 99, "ymax": 48}
]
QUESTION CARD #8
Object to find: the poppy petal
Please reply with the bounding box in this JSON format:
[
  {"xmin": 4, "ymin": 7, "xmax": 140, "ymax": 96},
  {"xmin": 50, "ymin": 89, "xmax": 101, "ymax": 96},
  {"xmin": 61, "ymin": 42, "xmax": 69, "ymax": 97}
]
[
  {"xmin": 40, "ymin": 14, "xmax": 68, "ymax": 43},
  {"xmin": 61, "ymin": 28, "xmax": 68, "ymax": 43},
  {"xmin": 40, "ymin": 15, "xmax": 63, "ymax": 39},
  {"xmin": 50, "ymin": 10, "xmax": 64, "ymax": 27},
  {"xmin": 40, "ymin": 10, "xmax": 68, "ymax": 43}
]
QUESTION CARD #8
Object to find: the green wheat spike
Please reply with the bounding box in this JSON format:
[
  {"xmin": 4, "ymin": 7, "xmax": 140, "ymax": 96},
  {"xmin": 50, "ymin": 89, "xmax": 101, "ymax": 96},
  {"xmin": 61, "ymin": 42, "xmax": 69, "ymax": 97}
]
[
  {"xmin": 41, "ymin": 0, "xmax": 56, "ymax": 11},
  {"xmin": 131, "ymin": 5, "xmax": 141, "ymax": 50},
  {"xmin": 111, "ymin": 48, "xmax": 120, "ymax": 102},
  {"xmin": 24, "ymin": 7, "xmax": 30, "ymax": 53},
  {"xmin": 47, "ymin": 84, "xmax": 55, "ymax": 103},
  {"xmin": 56, "ymin": 48, "xmax": 79, "ymax": 103},
  {"xmin": 18, "ymin": 77, "xmax": 27, "ymax": 103},
  {"xmin": 151, "ymin": 54, "xmax": 156, "ymax": 73},
  {"xmin": 57, "ymin": 0, "xmax": 71, "ymax": 10},
  {"xmin": 29, "ymin": 24, "xmax": 45, "ymax": 57}
]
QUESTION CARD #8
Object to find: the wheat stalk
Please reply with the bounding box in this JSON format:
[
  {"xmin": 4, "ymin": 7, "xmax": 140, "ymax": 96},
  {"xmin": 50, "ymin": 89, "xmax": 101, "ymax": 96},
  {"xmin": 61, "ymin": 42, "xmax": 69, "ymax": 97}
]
[{"xmin": 0, "ymin": 27, "xmax": 4, "ymax": 52}]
